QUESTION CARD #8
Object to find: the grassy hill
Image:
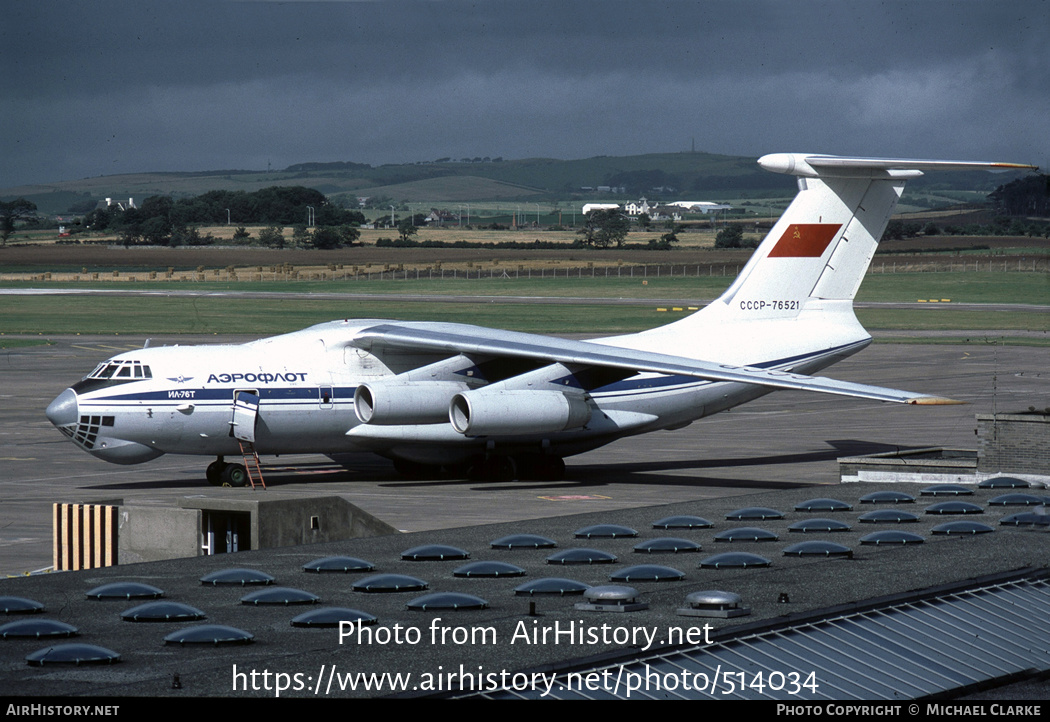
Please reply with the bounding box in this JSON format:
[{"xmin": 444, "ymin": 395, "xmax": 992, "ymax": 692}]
[{"xmin": 1, "ymin": 151, "xmax": 1029, "ymax": 216}]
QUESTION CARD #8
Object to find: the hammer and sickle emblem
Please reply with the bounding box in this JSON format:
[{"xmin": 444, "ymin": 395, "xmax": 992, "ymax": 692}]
[{"xmin": 792, "ymin": 227, "xmax": 802, "ymax": 239}]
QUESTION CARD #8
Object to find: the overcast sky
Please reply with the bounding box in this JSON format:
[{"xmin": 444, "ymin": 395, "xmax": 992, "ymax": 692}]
[{"xmin": 2, "ymin": 0, "xmax": 1047, "ymax": 188}]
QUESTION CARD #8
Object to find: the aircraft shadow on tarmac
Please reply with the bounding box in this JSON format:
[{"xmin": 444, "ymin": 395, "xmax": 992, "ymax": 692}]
[{"xmin": 80, "ymin": 440, "xmax": 913, "ymax": 492}]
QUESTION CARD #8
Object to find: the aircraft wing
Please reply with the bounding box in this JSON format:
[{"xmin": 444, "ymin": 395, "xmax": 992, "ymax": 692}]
[{"xmin": 351, "ymin": 322, "xmax": 961, "ymax": 405}]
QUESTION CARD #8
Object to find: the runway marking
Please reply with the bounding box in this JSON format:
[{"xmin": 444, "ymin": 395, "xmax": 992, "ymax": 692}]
[
  {"xmin": 538, "ymin": 494, "xmax": 612, "ymax": 501},
  {"xmin": 0, "ymin": 538, "xmax": 38, "ymax": 547}
]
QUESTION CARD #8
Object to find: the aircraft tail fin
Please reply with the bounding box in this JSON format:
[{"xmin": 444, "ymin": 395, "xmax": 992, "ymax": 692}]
[{"xmin": 712, "ymin": 154, "xmax": 1036, "ymax": 320}]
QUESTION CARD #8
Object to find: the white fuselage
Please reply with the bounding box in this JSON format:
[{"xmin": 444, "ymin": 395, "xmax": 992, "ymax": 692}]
[{"xmin": 48, "ymin": 307, "xmax": 870, "ymax": 467}]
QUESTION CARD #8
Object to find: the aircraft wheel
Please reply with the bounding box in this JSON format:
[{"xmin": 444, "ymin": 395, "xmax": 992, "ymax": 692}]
[
  {"xmin": 442, "ymin": 461, "xmax": 471, "ymax": 480},
  {"xmin": 514, "ymin": 454, "xmax": 565, "ymax": 481},
  {"xmin": 469, "ymin": 456, "xmax": 517, "ymax": 482},
  {"xmin": 222, "ymin": 463, "xmax": 249, "ymax": 488},
  {"xmin": 206, "ymin": 460, "xmax": 227, "ymax": 486},
  {"xmin": 495, "ymin": 456, "xmax": 517, "ymax": 482},
  {"xmin": 536, "ymin": 456, "xmax": 565, "ymax": 481}
]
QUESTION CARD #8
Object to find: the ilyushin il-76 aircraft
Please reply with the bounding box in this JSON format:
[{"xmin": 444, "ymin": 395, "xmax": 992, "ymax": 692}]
[{"xmin": 46, "ymin": 154, "xmax": 1035, "ymax": 486}]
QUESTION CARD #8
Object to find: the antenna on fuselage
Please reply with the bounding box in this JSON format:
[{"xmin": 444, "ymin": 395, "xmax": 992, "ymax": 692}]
[{"xmin": 144, "ymin": 338, "xmax": 152, "ymax": 348}]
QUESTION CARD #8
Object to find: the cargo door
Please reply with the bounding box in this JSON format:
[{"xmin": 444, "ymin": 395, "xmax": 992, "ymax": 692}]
[{"xmin": 230, "ymin": 390, "xmax": 260, "ymax": 443}]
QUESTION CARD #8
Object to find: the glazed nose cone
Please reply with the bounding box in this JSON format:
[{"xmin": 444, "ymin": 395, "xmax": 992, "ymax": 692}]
[{"xmin": 46, "ymin": 388, "xmax": 78, "ymax": 428}]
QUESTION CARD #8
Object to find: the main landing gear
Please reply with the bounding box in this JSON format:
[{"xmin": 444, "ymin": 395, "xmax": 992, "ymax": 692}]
[
  {"xmin": 206, "ymin": 456, "xmax": 249, "ymax": 487},
  {"xmin": 465, "ymin": 454, "xmax": 566, "ymax": 482}
]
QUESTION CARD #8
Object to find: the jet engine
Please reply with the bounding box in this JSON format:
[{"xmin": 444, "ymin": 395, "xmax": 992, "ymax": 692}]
[
  {"xmin": 449, "ymin": 389, "xmax": 591, "ymax": 436},
  {"xmin": 354, "ymin": 381, "xmax": 469, "ymax": 425}
]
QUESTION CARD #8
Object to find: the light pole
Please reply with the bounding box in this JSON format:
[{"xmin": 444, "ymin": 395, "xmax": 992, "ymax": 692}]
[{"xmin": 225, "ymin": 209, "xmax": 230, "ymax": 226}]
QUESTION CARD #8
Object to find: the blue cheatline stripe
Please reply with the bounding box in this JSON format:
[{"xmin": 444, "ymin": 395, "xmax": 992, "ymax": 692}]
[
  {"xmin": 80, "ymin": 339, "xmax": 868, "ymax": 407},
  {"xmin": 83, "ymin": 386, "xmax": 359, "ymax": 404}
]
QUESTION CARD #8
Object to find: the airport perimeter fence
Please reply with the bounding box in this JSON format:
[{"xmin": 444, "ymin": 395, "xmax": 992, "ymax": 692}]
[
  {"xmin": 241, "ymin": 257, "xmax": 1048, "ymax": 282},
  {"xmin": 10, "ymin": 256, "xmax": 1049, "ymax": 284}
]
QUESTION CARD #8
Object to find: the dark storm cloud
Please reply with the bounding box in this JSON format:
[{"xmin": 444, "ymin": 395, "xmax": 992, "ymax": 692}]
[{"xmin": 2, "ymin": 0, "xmax": 1047, "ymax": 187}]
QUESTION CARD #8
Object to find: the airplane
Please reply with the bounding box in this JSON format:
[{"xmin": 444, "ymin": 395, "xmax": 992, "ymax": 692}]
[{"xmin": 45, "ymin": 153, "xmax": 1036, "ymax": 486}]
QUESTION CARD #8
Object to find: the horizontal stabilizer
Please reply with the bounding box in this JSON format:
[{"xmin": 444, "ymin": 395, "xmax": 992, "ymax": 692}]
[{"xmin": 759, "ymin": 153, "xmax": 1037, "ymax": 178}]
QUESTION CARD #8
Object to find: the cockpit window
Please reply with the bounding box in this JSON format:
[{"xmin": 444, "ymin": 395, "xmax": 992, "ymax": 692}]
[{"xmin": 87, "ymin": 361, "xmax": 153, "ymax": 381}]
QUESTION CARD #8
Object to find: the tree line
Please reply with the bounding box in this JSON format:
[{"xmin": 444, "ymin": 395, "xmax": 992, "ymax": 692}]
[{"xmin": 81, "ymin": 186, "xmax": 365, "ymax": 247}]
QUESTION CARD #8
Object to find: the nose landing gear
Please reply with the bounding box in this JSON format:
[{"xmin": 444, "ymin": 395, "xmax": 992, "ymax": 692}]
[{"xmin": 205, "ymin": 457, "xmax": 249, "ymax": 487}]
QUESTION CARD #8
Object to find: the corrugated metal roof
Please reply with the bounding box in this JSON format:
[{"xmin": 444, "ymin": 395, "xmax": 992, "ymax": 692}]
[{"xmin": 462, "ymin": 574, "xmax": 1050, "ymax": 700}]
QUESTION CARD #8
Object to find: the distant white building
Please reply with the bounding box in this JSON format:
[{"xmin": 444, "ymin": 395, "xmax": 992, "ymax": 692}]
[
  {"xmin": 95, "ymin": 197, "xmax": 136, "ymax": 212},
  {"xmin": 665, "ymin": 201, "xmax": 732, "ymax": 214},
  {"xmin": 581, "ymin": 203, "xmax": 621, "ymax": 215},
  {"xmin": 623, "ymin": 198, "xmax": 653, "ymax": 216}
]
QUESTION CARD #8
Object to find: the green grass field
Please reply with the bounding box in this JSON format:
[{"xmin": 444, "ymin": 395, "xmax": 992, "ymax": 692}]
[
  {"xmin": 1, "ymin": 271, "xmax": 1045, "ymax": 339},
  {"xmin": 2, "ymin": 271, "xmax": 1046, "ymax": 303}
]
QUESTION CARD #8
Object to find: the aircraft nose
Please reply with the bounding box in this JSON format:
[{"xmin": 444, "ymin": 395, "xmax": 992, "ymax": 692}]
[{"xmin": 46, "ymin": 388, "xmax": 79, "ymax": 428}]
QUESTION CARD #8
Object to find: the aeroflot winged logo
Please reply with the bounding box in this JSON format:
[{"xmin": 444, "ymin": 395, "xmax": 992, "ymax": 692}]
[{"xmin": 768, "ymin": 223, "xmax": 841, "ymax": 258}]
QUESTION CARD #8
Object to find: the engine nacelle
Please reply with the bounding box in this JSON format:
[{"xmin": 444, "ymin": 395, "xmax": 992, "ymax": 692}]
[
  {"xmin": 449, "ymin": 389, "xmax": 591, "ymax": 436},
  {"xmin": 355, "ymin": 381, "xmax": 469, "ymax": 425}
]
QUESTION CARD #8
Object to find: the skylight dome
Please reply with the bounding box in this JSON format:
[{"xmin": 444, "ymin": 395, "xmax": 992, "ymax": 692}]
[
  {"xmin": 514, "ymin": 578, "xmax": 590, "ymax": 596},
  {"xmin": 85, "ymin": 582, "xmax": 163, "ymax": 600},
  {"xmin": 401, "ymin": 545, "xmax": 470, "ymax": 561},
  {"xmin": 924, "ymin": 501, "xmax": 984, "ymax": 515},
  {"xmin": 610, "ymin": 565, "xmax": 685, "ymax": 582},
  {"xmin": 546, "ymin": 548, "xmax": 618, "ymax": 565},
  {"xmin": 931, "ymin": 521, "xmax": 994, "ymax": 535},
  {"xmin": 352, "ymin": 574, "xmax": 428, "ymax": 593},
  {"xmin": 860, "ymin": 491, "xmax": 915, "ymax": 504},
  {"xmin": 574, "ymin": 524, "xmax": 638, "ymax": 539},
  {"xmin": 979, "ymin": 476, "xmax": 1030, "ymax": 489},
  {"xmin": 407, "ymin": 593, "xmax": 488, "ymax": 611},
  {"xmin": 699, "ymin": 552, "xmax": 771, "ymax": 569},
  {"xmin": 120, "ymin": 602, "xmax": 206, "ymax": 623},
  {"xmin": 0, "ymin": 619, "xmax": 78, "ymax": 639},
  {"xmin": 859, "ymin": 510, "xmax": 920, "ymax": 524},
  {"xmin": 714, "ymin": 527, "xmax": 778, "ymax": 542},
  {"xmin": 788, "ymin": 518, "xmax": 851, "ymax": 533},
  {"xmin": 291, "ymin": 608, "xmax": 377, "ymax": 628},
  {"xmin": 452, "ymin": 561, "xmax": 526, "ymax": 578},
  {"xmin": 25, "ymin": 643, "xmax": 120, "ymax": 666},
  {"xmin": 921, "ymin": 484, "xmax": 974, "ymax": 496},
  {"xmin": 163, "ymin": 625, "xmax": 254, "ymax": 645},
  {"xmin": 199, "ymin": 568, "xmax": 275, "ymax": 586},
  {"xmin": 0, "ymin": 597, "xmax": 44, "ymax": 614},
  {"xmin": 490, "ymin": 534, "xmax": 557, "ymax": 549},
  {"xmin": 241, "ymin": 587, "xmax": 321, "ymax": 606},
  {"xmin": 303, "ymin": 556, "xmax": 375, "ymax": 573},
  {"xmin": 652, "ymin": 515, "xmax": 712, "ymax": 530},
  {"xmin": 795, "ymin": 498, "xmax": 852, "ymax": 512},
  {"xmin": 633, "ymin": 537, "xmax": 701, "ymax": 554},
  {"xmin": 726, "ymin": 507, "xmax": 783, "ymax": 521},
  {"xmin": 783, "ymin": 541, "xmax": 853, "ymax": 558},
  {"xmin": 859, "ymin": 531, "xmax": 924, "ymax": 545},
  {"xmin": 988, "ymin": 493, "xmax": 1046, "ymax": 507}
]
